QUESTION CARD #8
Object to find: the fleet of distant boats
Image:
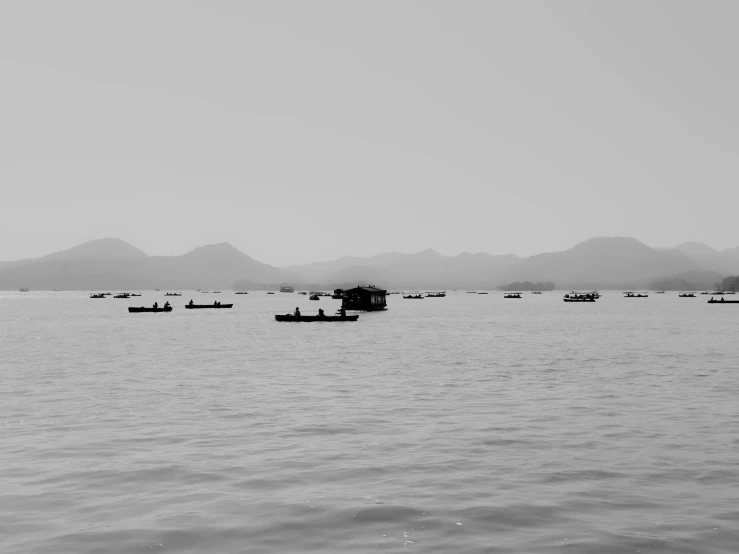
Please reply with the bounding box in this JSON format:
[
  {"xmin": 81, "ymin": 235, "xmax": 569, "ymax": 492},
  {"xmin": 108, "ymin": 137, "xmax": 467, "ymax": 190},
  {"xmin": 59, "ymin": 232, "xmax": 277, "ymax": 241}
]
[{"xmin": 14, "ymin": 287, "xmax": 739, "ymax": 318}]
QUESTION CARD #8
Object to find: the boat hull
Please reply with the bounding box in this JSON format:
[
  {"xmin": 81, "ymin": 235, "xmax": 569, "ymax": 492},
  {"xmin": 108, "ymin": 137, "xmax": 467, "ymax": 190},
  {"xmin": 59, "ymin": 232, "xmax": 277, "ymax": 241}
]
[
  {"xmin": 708, "ymin": 300, "xmax": 739, "ymax": 304},
  {"xmin": 563, "ymin": 298, "xmax": 596, "ymax": 302},
  {"xmin": 275, "ymin": 314, "xmax": 359, "ymax": 322},
  {"xmin": 185, "ymin": 304, "xmax": 233, "ymax": 309},
  {"xmin": 128, "ymin": 307, "xmax": 172, "ymax": 313}
]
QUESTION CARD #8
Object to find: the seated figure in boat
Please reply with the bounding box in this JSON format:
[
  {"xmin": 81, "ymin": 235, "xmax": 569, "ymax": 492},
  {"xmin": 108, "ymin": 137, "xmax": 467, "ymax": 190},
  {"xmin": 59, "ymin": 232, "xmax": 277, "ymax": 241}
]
[
  {"xmin": 294, "ymin": 307, "xmax": 301, "ymax": 318},
  {"xmin": 318, "ymin": 308, "xmax": 325, "ymax": 318},
  {"xmin": 338, "ymin": 307, "xmax": 346, "ymax": 317},
  {"xmin": 164, "ymin": 301, "xmax": 170, "ymax": 309},
  {"xmin": 189, "ymin": 299, "xmax": 194, "ymax": 306}
]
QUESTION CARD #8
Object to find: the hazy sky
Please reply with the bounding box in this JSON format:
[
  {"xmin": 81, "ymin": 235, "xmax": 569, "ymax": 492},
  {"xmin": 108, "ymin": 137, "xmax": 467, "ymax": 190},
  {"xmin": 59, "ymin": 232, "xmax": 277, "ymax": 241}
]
[{"xmin": 2, "ymin": 1, "xmax": 738, "ymax": 265}]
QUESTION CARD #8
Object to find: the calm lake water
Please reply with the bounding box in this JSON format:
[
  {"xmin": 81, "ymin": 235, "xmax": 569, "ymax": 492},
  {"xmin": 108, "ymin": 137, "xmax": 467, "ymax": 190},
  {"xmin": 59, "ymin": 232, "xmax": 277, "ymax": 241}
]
[{"xmin": 2, "ymin": 291, "xmax": 739, "ymax": 553}]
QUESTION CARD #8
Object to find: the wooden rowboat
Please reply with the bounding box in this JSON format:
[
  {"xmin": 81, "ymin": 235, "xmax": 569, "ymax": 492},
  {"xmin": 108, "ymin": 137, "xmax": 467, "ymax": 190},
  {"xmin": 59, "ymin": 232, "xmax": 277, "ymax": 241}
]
[
  {"xmin": 707, "ymin": 299, "xmax": 739, "ymax": 304},
  {"xmin": 275, "ymin": 314, "xmax": 358, "ymax": 322},
  {"xmin": 186, "ymin": 304, "xmax": 233, "ymax": 309},
  {"xmin": 128, "ymin": 307, "xmax": 172, "ymax": 313}
]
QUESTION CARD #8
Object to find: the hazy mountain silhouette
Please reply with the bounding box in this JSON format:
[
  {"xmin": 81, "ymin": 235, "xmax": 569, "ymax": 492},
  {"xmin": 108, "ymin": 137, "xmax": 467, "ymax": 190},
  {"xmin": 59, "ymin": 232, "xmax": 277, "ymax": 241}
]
[
  {"xmin": 307, "ymin": 249, "xmax": 522, "ymax": 289},
  {"xmin": 674, "ymin": 242, "xmax": 739, "ymax": 274},
  {"xmin": 497, "ymin": 237, "xmax": 702, "ymax": 289},
  {"xmin": 283, "ymin": 252, "xmax": 408, "ymax": 281},
  {"xmin": 0, "ymin": 240, "xmax": 295, "ymax": 290},
  {"xmin": 4, "ymin": 236, "xmax": 738, "ymax": 291},
  {"xmin": 649, "ymin": 270, "xmax": 723, "ymax": 291}
]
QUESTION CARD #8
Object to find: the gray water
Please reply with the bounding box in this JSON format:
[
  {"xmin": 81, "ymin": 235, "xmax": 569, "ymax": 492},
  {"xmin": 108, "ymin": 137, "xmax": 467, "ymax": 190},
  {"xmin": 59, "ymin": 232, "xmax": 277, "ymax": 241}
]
[{"xmin": 2, "ymin": 291, "xmax": 738, "ymax": 553}]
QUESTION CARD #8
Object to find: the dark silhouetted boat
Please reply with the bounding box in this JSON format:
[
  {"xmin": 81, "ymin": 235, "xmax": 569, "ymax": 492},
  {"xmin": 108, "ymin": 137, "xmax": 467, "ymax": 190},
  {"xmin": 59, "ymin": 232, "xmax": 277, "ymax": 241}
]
[
  {"xmin": 267, "ymin": 292, "xmax": 275, "ymax": 294},
  {"xmin": 113, "ymin": 294, "xmax": 130, "ymax": 299},
  {"xmin": 426, "ymin": 292, "xmax": 446, "ymax": 298},
  {"xmin": 275, "ymin": 314, "xmax": 358, "ymax": 322},
  {"xmin": 90, "ymin": 294, "xmax": 105, "ymax": 299},
  {"xmin": 623, "ymin": 292, "xmax": 648, "ymax": 298},
  {"xmin": 164, "ymin": 293, "xmax": 181, "ymax": 296},
  {"xmin": 185, "ymin": 303, "xmax": 233, "ymax": 309},
  {"xmin": 404, "ymin": 295, "xmax": 424, "ymax": 299},
  {"xmin": 678, "ymin": 293, "xmax": 696, "ymax": 298},
  {"xmin": 235, "ymin": 292, "xmax": 248, "ymax": 295},
  {"xmin": 128, "ymin": 306, "xmax": 172, "ymax": 313},
  {"xmin": 504, "ymin": 293, "xmax": 522, "ymax": 299},
  {"xmin": 309, "ymin": 295, "xmax": 320, "ymax": 300},
  {"xmin": 708, "ymin": 298, "xmax": 739, "ymax": 304},
  {"xmin": 531, "ymin": 291, "xmax": 543, "ymax": 294},
  {"xmin": 563, "ymin": 293, "xmax": 597, "ymax": 302}
]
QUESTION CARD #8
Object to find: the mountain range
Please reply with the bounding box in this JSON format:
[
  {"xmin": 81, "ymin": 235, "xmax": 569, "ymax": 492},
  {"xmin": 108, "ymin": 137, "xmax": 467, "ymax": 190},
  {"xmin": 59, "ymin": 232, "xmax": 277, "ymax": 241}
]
[{"xmin": 1, "ymin": 236, "xmax": 738, "ymax": 291}]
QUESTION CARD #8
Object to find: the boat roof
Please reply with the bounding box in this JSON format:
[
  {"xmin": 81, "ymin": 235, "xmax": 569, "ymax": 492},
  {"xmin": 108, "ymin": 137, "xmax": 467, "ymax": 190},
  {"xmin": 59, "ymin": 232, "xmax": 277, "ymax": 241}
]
[{"xmin": 345, "ymin": 286, "xmax": 387, "ymax": 293}]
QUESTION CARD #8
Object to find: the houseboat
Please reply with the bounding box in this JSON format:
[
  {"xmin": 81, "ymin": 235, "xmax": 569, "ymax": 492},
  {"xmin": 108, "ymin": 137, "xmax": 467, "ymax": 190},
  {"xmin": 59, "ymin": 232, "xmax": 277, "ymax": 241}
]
[{"xmin": 341, "ymin": 286, "xmax": 387, "ymax": 311}]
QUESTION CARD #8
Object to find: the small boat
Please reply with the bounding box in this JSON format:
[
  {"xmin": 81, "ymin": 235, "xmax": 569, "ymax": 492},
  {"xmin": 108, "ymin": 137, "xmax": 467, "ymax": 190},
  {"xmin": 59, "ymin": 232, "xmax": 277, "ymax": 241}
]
[
  {"xmin": 708, "ymin": 298, "xmax": 739, "ymax": 304},
  {"xmin": 128, "ymin": 306, "xmax": 173, "ymax": 313},
  {"xmin": 678, "ymin": 293, "xmax": 696, "ymax": 298},
  {"xmin": 102, "ymin": 293, "xmax": 112, "ymax": 296},
  {"xmin": 19, "ymin": 288, "xmax": 29, "ymax": 292},
  {"xmin": 267, "ymin": 292, "xmax": 275, "ymax": 295},
  {"xmin": 425, "ymin": 292, "xmax": 446, "ymax": 298},
  {"xmin": 298, "ymin": 291, "xmax": 308, "ymax": 295},
  {"xmin": 90, "ymin": 294, "xmax": 106, "ymax": 299},
  {"xmin": 504, "ymin": 293, "xmax": 522, "ymax": 299},
  {"xmin": 623, "ymin": 293, "xmax": 648, "ymax": 298},
  {"xmin": 466, "ymin": 291, "xmax": 477, "ymax": 294},
  {"xmin": 164, "ymin": 293, "xmax": 182, "ymax": 296},
  {"xmin": 185, "ymin": 303, "xmax": 233, "ymax": 309},
  {"xmin": 403, "ymin": 295, "xmax": 424, "ymax": 299},
  {"xmin": 531, "ymin": 291, "xmax": 543, "ymax": 294},
  {"xmin": 235, "ymin": 292, "xmax": 249, "ymax": 295},
  {"xmin": 309, "ymin": 295, "xmax": 320, "ymax": 300},
  {"xmin": 478, "ymin": 292, "xmax": 488, "ymax": 295},
  {"xmin": 280, "ymin": 286, "xmax": 295, "ymax": 293},
  {"xmin": 213, "ymin": 291, "xmax": 221, "ymax": 294},
  {"xmin": 275, "ymin": 314, "xmax": 358, "ymax": 322},
  {"xmin": 563, "ymin": 293, "xmax": 597, "ymax": 302},
  {"xmin": 113, "ymin": 294, "xmax": 130, "ymax": 299},
  {"xmin": 656, "ymin": 291, "xmax": 665, "ymax": 294},
  {"xmin": 129, "ymin": 293, "xmax": 141, "ymax": 297}
]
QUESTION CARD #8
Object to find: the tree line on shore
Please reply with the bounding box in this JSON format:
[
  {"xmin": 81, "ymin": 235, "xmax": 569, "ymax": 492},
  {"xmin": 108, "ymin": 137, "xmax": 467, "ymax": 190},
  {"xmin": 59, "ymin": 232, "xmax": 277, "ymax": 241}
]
[
  {"xmin": 497, "ymin": 281, "xmax": 556, "ymax": 291},
  {"xmin": 716, "ymin": 276, "xmax": 739, "ymax": 291}
]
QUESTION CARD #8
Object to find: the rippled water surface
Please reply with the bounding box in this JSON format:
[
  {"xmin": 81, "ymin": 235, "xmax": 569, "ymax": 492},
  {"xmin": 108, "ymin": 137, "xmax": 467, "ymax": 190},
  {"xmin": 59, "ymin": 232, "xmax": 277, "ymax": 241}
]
[{"xmin": 3, "ymin": 291, "xmax": 739, "ymax": 553}]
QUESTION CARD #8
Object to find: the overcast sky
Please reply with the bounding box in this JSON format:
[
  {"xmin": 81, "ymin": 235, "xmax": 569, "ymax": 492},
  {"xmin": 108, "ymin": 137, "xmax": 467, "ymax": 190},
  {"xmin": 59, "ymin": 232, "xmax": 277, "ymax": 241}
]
[{"xmin": 2, "ymin": 1, "xmax": 737, "ymax": 265}]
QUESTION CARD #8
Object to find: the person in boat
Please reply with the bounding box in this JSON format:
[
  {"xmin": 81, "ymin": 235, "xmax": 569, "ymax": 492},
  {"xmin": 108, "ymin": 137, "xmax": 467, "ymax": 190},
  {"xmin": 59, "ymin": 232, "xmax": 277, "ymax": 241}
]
[
  {"xmin": 189, "ymin": 299, "xmax": 194, "ymax": 306},
  {"xmin": 338, "ymin": 307, "xmax": 346, "ymax": 317},
  {"xmin": 153, "ymin": 301, "xmax": 158, "ymax": 309},
  {"xmin": 294, "ymin": 307, "xmax": 301, "ymax": 318},
  {"xmin": 318, "ymin": 308, "xmax": 325, "ymax": 318},
  {"xmin": 164, "ymin": 301, "xmax": 170, "ymax": 309}
]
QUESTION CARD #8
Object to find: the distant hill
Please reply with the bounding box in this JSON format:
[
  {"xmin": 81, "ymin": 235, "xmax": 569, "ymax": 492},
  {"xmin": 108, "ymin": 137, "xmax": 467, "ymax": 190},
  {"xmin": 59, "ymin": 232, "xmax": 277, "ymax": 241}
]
[
  {"xmin": 649, "ymin": 270, "xmax": 723, "ymax": 291},
  {"xmin": 283, "ymin": 252, "xmax": 408, "ymax": 281},
  {"xmin": 674, "ymin": 242, "xmax": 739, "ymax": 274},
  {"xmin": 311, "ymin": 249, "xmax": 522, "ymax": 289},
  {"xmin": 497, "ymin": 237, "xmax": 702, "ymax": 289},
  {"xmin": 0, "ymin": 240, "xmax": 296, "ymax": 290}
]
